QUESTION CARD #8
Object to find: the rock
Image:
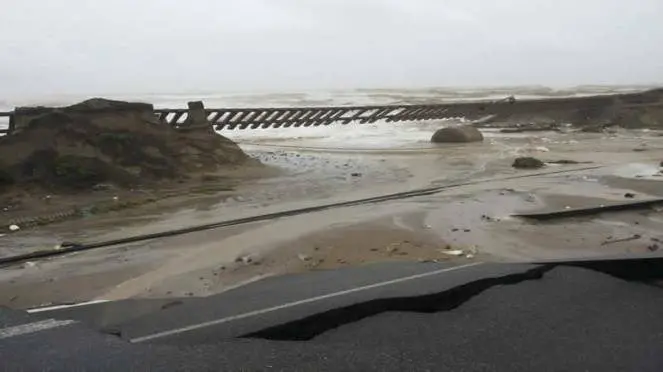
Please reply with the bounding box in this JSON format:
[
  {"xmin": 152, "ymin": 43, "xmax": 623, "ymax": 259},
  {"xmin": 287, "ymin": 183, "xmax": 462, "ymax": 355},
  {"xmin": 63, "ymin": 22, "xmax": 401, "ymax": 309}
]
[
  {"xmin": 297, "ymin": 253, "xmax": 312, "ymax": 262},
  {"xmin": 648, "ymin": 244, "xmax": 660, "ymax": 252},
  {"xmin": 351, "ymin": 173, "xmax": 362, "ymax": 177},
  {"xmin": 235, "ymin": 254, "xmax": 258, "ymax": 265},
  {"xmin": 431, "ymin": 126, "xmax": 484, "ymax": 143},
  {"xmin": 624, "ymin": 193, "xmax": 636, "ymax": 199},
  {"xmin": 512, "ymin": 157, "xmax": 545, "ymax": 169},
  {"xmin": 8, "ymin": 224, "xmax": 19, "ymax": 231}
]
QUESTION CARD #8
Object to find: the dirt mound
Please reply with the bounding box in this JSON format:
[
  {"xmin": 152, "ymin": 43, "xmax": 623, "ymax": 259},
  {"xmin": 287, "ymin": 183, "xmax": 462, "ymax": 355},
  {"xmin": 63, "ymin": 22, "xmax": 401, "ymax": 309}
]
[
  {"xmin": 468, "ymin": 88, "xmax": 663, "ymax": 129},
  {"xmin": 0, "ymin": 99, "xmax": 254, "ymax": 192}
]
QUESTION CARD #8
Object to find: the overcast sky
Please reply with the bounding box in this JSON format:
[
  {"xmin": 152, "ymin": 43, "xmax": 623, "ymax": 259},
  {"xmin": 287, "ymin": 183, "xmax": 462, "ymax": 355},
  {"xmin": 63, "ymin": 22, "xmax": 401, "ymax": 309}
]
[{"xmin": 1, "ymin": 0, "xmax": 661, "ymax": 97}]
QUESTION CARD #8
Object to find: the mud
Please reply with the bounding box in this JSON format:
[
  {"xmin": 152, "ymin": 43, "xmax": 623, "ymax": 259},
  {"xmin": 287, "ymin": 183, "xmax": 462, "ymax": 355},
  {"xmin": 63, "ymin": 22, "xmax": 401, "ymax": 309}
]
[{"xmin": 2, "ymin": 93, "xmax": 663, "ymax": 309}]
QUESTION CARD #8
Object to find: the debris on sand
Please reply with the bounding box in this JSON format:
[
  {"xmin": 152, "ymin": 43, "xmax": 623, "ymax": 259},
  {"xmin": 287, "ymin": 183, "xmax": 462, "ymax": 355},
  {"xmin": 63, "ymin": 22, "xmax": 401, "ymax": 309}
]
[
  {"xmin": 440, "ymin": 250, "xmax": 465, "ymax": 257},
  {"xmin": 297, "ymin": 253, "xmax": 312, "ymax": 262},
  {"xmin": 499, "ymin": 123, "xmax": 559, "ymax": 133},
  {"xmin": 0, "ymin": 98, "xmax": 255, "ymax": 194},
  {"xmin": 601, "ymin": 234, "xmax": 642, "ymax": 246},
  {"xmin": 512, "ymin": 157, "xmax": 545, "ymax": 169},
  {"xmin": 236, "ymin": 254, "xmax": 260, "ymax": 265},
  {"xmin": 546, "ymin": 160, "xmax": 591, "ymax": 165}
]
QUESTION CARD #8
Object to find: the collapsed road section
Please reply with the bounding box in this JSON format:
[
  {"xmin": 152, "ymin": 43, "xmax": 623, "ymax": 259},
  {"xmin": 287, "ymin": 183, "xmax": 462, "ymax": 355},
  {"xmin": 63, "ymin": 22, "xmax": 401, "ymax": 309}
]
[{"xmin": 3, "ymin": 256, "xmax": 663, "ymax": 371}]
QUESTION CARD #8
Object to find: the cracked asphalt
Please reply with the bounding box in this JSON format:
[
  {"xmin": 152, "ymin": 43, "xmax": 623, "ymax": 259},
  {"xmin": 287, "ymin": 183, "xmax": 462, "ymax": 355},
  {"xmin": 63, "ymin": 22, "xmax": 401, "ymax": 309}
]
[{"xmin": 2, "ymin": 258, "xmax": 663, "ymax": 371}]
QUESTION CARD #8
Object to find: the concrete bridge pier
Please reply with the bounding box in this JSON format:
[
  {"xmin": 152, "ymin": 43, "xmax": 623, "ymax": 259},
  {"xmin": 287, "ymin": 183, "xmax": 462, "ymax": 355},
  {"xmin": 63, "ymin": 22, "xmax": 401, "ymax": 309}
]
[{"xmin": 180, "ymin": 101, "xmax": 214, "ymax": 133}]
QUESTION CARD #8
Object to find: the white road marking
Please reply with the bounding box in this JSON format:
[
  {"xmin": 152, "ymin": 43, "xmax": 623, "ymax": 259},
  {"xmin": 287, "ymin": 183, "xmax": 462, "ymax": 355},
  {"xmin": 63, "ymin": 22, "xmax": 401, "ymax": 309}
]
[
  {"xmin": 27, "ymin": 300, "xmax": 110, "ymax": 314},
  {"xmin": 131, "ymin": 262, "xmax": 483, "ymax": 343},
  {"xmin": 0, "ymin": 319, "xmax": 76, "ymax": 340}
]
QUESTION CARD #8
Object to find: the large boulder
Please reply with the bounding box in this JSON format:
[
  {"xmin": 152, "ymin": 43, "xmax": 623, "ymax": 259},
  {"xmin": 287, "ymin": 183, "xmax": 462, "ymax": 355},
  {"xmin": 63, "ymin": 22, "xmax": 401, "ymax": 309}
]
[{"xmin": 431, "ymin": 126, "xmax": 484, "ymax": 143}]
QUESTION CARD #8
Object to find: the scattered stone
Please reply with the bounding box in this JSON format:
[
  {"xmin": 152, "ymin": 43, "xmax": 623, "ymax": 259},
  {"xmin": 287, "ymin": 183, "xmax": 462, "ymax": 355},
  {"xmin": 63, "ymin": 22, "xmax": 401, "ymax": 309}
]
[
  {"xmin": 23, "ymin": 261, "xmax": 36, "ymax": 268},
  {"xmin": 648, "ymin": 244, "xmax": 660, "ymax": 252},
  {"xmin": 624, "ymin": 193, "xmax": 636, "ymax": 199},
  {"xmin": 463, "ymin": 229, "xmax": 471, "ymax": 233},
  {"xmin": 297, "ymin": 253, "xmax": 312, "ymax": 262},
  {"xmin": 451, "ymin": 228, "xmax": 459, "ymax": 232},
  {"xmin": 431, "ymin": 126, "xmax": 484, "ymax": 143},
  {"xmin": 235, "ymin": 254, "xmax": 259, "ymax": 265},
  {"xmin": 337, "ymin": 259, "xmax": 347, "ymax": 264},
  {"xmin": 370, "ymin": 248, "xmax": 379, "ymax": 252},
  {"xmin": 351, "ymin": 173, "xmax": 362, "ymax": 177},
  {"xmin": 386, "ymin": 243, "xmax": 399, "ymax": 254},
  {"xmin": 441, "ymin": 250, "xmax": 465, "ymax": 257},
  {"xmin": 512, "ymin": 157, "xmax": 545, "ymax": 169},
  {"xmin": 8, "ymin": 224, "xmax": 20, "ymax": 232}
]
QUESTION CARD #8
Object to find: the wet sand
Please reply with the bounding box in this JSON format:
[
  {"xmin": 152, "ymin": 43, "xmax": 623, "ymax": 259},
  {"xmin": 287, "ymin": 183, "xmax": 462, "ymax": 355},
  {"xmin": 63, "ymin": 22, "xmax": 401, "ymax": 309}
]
[{"xmin": 1, "ymin": 127, "xmax": 663, "ymax": 309}]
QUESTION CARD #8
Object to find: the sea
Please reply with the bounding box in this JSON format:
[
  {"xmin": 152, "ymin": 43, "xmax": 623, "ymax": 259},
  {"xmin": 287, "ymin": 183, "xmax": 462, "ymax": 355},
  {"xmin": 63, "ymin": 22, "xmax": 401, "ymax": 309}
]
[{"xmin": 0, "ymin": 85, "xmax": 655, "ymax": 150}]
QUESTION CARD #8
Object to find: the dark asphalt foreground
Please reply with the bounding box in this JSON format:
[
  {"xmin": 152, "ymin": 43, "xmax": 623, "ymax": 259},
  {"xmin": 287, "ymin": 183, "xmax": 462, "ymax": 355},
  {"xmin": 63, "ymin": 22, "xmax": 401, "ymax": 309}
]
[{"xmin": 2, "ymin": 258, "xmax": 663, "ymax": 371}]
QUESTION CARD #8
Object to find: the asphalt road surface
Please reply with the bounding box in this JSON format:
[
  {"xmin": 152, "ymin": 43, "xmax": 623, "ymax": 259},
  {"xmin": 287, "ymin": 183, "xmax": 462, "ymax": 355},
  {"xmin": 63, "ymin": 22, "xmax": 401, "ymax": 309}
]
[{"xmin": 2, "ymin": 256, "xmax": 663, "ymax": 371}]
